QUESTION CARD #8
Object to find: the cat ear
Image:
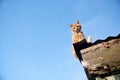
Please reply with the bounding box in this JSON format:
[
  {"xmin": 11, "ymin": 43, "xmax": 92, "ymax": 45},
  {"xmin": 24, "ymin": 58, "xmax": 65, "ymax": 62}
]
[
  {"xmin": 76, "ymin": 20, "xmax": 79, "ymax": 24},
  {"xmin": 69, "ymin": 24, "xmax": 73, "ymax": 27}
]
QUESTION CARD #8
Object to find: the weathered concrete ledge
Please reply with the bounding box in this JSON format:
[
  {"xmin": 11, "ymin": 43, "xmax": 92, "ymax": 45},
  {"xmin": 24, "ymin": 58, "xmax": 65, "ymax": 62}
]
[{"xmin": 79, "ymin": 34, "xmax": 120, "ymax": 78}]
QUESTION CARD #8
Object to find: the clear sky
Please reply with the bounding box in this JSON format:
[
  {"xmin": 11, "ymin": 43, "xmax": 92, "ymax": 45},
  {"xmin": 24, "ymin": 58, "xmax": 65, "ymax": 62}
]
[{"xmin": 0, "ymin": 0, "xmax": 120, "ymax": 80}]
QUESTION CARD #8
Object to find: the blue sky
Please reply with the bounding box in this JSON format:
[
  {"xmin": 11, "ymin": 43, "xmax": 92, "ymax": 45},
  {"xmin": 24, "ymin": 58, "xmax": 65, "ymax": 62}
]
[{"xmin": 0, "ymin": 0, "xmax": 120, "ymax": 80}]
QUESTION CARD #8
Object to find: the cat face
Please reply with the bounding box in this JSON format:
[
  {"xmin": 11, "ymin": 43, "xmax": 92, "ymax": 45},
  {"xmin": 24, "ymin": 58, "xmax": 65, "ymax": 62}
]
[{"xmin": 70, "ymin": 23, "xmax": 81, "ymax": 33}]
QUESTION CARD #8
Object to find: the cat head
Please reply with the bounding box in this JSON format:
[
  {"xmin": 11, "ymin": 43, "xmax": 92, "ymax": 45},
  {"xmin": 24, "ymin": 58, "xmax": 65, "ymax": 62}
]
[{"xmin": 70, "ymin": 20, "xmax": 82, "ymax": 33}]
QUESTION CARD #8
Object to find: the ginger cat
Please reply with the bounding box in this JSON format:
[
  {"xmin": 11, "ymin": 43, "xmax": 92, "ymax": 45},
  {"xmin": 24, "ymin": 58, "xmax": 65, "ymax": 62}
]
[{"xmin": 70, "ymin": 20, "xmax": 92, "ymax": 59}]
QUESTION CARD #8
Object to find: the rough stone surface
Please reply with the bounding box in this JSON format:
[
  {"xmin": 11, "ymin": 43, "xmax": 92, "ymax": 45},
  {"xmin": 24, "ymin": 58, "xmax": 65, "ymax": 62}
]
[{"xmin": 81, "ymin": 38, "xmax": 120, "ymax": 77}]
